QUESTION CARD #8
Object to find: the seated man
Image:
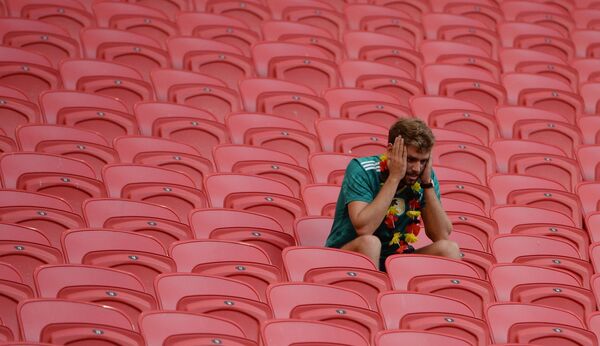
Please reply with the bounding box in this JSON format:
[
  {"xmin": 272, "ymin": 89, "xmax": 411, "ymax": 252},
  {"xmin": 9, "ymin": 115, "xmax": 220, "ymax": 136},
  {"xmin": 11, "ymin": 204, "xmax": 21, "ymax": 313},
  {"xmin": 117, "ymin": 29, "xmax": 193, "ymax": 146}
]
[{"xmin": 326, "ymin": 118, "xmax": 460, "ymax": 270}]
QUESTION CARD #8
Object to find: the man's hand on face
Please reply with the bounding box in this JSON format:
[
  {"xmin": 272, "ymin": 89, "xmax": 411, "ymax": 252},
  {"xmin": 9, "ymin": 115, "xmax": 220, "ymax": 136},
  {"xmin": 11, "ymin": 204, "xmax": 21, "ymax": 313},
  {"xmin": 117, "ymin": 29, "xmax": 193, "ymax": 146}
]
[
  {"xmin": 387, "ymin": 136, "xmax": 407, "ymax": 182},
  {"xmin": 420, "ymin": 155, "xmax": 433, "ymax": 184}
]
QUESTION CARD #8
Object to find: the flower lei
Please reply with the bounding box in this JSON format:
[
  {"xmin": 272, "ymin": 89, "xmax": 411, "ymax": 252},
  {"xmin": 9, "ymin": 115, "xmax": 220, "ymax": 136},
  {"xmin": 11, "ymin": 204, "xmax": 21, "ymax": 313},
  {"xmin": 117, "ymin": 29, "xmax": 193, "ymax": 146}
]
[{"xmin": 379, "ymin": 153, "xmax": 422, "ymax": 253}]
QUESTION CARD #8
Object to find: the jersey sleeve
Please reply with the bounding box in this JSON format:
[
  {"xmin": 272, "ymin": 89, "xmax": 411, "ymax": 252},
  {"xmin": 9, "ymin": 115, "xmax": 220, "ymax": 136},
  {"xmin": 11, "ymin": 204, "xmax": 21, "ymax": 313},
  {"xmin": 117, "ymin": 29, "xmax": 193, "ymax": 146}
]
[{"xmin": 342, "ymin": 159, "xmax": 376, "ymax": 204}]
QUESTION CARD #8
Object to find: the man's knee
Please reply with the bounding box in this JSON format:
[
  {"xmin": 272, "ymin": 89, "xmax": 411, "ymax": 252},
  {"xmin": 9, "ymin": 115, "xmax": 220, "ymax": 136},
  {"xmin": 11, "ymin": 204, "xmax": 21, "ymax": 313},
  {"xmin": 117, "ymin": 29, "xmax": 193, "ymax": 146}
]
[
  {"xmin": 356, "ymin": 235, "xmax": 382, "ymax": 252},
  {"xmin": 434, "ymin": 239, "xmax": 461, "ymax": 258}
]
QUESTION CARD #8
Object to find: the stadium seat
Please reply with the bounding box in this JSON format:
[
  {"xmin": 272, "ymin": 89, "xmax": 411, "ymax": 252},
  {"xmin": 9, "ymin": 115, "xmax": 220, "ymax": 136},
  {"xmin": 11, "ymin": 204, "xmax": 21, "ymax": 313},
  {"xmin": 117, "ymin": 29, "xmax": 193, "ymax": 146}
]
[
  {"xmin": 572, "ymin": 29, "xmax": 600, "ymax": 58},
  {"xmin": 376, "ymin": 330, "xmax": 473, "ymax": 346},
  {"xmin": 371, "ymin": 0, "xmax": 431, "ymax": 19},
  {"xmin": 426, "ymin": 15, "xmax": 500, "ymax": 59},
  {"xmin": 489, "ymin": 263, "xmax": 594, "ymax": 319},
  {"xmin": 262, "ymin": 20, "xmax": 344, "ymax": 62},
  {"xmin": 214, "ymin": 144, "xmax": 310, "ymax": 197},
  {"xmin": 168, "ymin": 36, "xmax": 253, "ymax": 90},
  {"xmin": 499, "ymin": 48, "xmax": 565, "ymax": 75},
  {"xmin": 442, "ymin": 197, "xmax": 488, "ymax": 216},
  {"xmin": 460, "ymin": 249, "xmax": 497, "ymax": 280},
  {"xmin": 422, "ymin": 13, "xmax": 488, "ymax": 40},
  {"xmin": 204, "ymin": 0, "xmax": 271, "ymax": 34},
  {"xmin": 0, "ymin": 18, "xmax": 79, "ymax": 68},
  {"xmin": 495, "ymin": 106, "xmax": 568, "ymax": 138},
  {"xmin": 515, "ymin": 11, "xmax": 574, "ymax": 38},
  {"xmin": 580, "ymin": 82, "xmax": 600, "ymax": 114},
  {"xmin": 268, "ymin": 282, "xmax": 382, "ymax": 344},
  {"xmin": 140, "ymin": 311, "xmax": 256, "ymax": 346},
  {"xmin": 429, "ymin": 109, "xmax": 499, "ymax": 146},
  {"xmin": 83, "ymin": 198, "xmax": 191, "ymax": 248},
  {"xmin": 282, "ymin": 246, "xmax": 391, "ymax": 310},
  {"xmin": 510, "ymin": 153, "xmax": 582, "ymax": 192},
  {"xmin": 323, "ymin": 88, "xmax": 410, "ymax": 128},
  {"xmin": 501, "ymin": 0, "xmax": 566, "ymax": 21},
  {"xmin": 309, "ymin": 152, "xmax": 355, "ymax": 185},
  {"xmin": 92, "ymin": 2, "xmax": 177, "ymax": 49},
  {"xmin": 0, "ymin": 93, "xmax": 41, "ymax": 142},
  {"xmin": 114, "ymin": 135, "xmax": 213, "ymax": 187},
  {"xmin": 492, "ymin": 234, "xmax": 581, "ymax": 263},
  {"xmin": 261, "ymin": 319, "xmax": 369, "ymax": 346},
  {"xmin": 302, "ymin": 184, "xmax": 339, "ymax": 217},
  {"xmin": 0, "ymin": 190, "xmax": 85, "ymax": 248},
  {"xmin": 447, "ymin": 211, "xmax": 498, "ymax": 251},
  {"xmin": 80, "ymin": 28, "xmax": 169, "ymax": 81},
  {"xmin": 16, "ymin": 124, "xmax": 118, "ymax": 177},
  {"xmin": 513, "ymin": 119, "xmax": 582, "ymax": 157},
  {"xmin": 239, "ymin": 78, "xmax": 327, "ymax": 133},
  {"xmin": 507, "ymin": 188, "xmax": 582, "ymax": 227},
  {"xmin": 5, "ymin": 0, "xmax": 95, "ymax": 40},
  {"xmin": 150, "ymin": 68, "xmax": 240, "ymax": 123},
  {"xmin": 226, "ymin": 112, "xmax": 320, "ymax": 168},
  {"xmin": 491, "ymin": 206, "xmax": 576, "ymax": 234},
  {"xmin": 498, "ymin": 22, "xmax": 574, "ymax": 61},
  {"xmin": 102, "ymin": 164, "xmax": 206, "ymax": 222},
  {"xmin": 252, "ymin": 42, "xmax": 339, "ymax": 94},
  {"xmin": 132, "ymin": 102, "xmax": 213, "ymax": 139},
  {"xmin": 34, "ymin": 264, "xmax": 157, "ymax": 330},
  {"xmin": 511, "ymin": 223, "xmax": 590, "ymax": 262},
  {"xmin": 439, "ymin": 181, "xmax": 494, "ymax": 216},
  {"xmin": 154, "ymin": 273, "xmax": 271, "ymax": 342},
  {"xmin": 431, "ymin": 141, "xmax": 496, "ymax": 184},
  {"xmin": 339, "ymin": 60, "xmax": 422, "ymax": 108},
  {"xmin": 18, "ymin": 299, "xmax": 142, "ymax": 345},
  {"xmin": 178, "ymin": 12, "xmax": 258, "ymax": 56},
  {"xmin": 343, "ymin": 31, "xmax": 420, "ymax": 78},
  {"xmin": 0, "ymin": 225, "xmax": 47, "ymax": 335},
  {"xmin": 39, "ymin": 90, "xmax": 136, "ymax": 142},
  {"xmin": 59, "ymin": 58, "xmax": 153, "ymax": 113},
  {"xmin": 62, "ymin": 228, "xmax": 175, "ymax": 294},
  {"xmin": 294, "ymin": 216, "xmax": 333, "ymax": 246},
  {"xmin": 0, "ymin": 46, "xmax": 60, "ymax": 102},
  {"xmin": 422, "ymin": 64, "xmax": 505, "ymax": 114},
  {"xmin": 387, "ymin": 254, "xmax": 492, "ymax": 318},
  {"xmin": 490, "ymin": 139, "xmax": 567, "ymax": 173},
  {"xmin": 189, "ymin": 208, "xmax": 294, "ymax": 268},
  {"xmin": 577, "ymin": 182, "xmax": 600, "ymax": 219},
  {"xmin": 486, "ymin": 302, "xmax": 586, "ymax": 344},
  {"xmin": 0, "ymin": 152, "xmax": 105, "ymax": 214},
  {"xmin": 572, "ymin": 58, "xmax": 600, "ymax": 84},
  {"xmin": 434, "ymin": 165, "xmax": 482, "ymax": 184},
  {"xmin": 515, "ymin": 61, "xmax": 578, "ymax": 92},
  {"xmin": 420, "ymin": 40, "xmax": 489, "ymax": 64},
  {"xmin": 443, "ymin": 2, "xmax": 503, "ymax": 30},
  {"xmin": 410, "ymin": 95, "xmax": 483, "ymax": 123},
  {"xmin": 378, "ymin": 291, "xmax": 488, "ymax": 346},
  {"xmin": 204, "ymin": 173, "xmax": 304, "ymax": 232},
  {"xmin": 169, "ymin": 239, "xmax": 283, "ymax": 301},
  {"xmin": 316, "ymin": 118, "xmax": 388, "ymax": 155},
  {"xmin": 502, "ymin": 73, "xmax": 583, "ymax": 124},
  {"xmin": 273, "ymin": 1, "xmax": 345, "ymax": 40},
  {"xmin": 577, "ymin": 145, "xmax": 600, "ymax": 181}
]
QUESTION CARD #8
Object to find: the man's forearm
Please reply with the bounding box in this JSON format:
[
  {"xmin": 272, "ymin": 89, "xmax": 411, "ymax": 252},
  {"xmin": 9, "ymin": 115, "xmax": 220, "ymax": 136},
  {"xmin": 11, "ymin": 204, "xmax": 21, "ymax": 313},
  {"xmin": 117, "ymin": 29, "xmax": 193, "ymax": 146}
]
[
  {"xmin": 421, "ymin": 188, "xmax": 453, "ymax": 241},
  {"xmin": 352, "ymin": 176, "xmax": 401, "ymax": 235}
]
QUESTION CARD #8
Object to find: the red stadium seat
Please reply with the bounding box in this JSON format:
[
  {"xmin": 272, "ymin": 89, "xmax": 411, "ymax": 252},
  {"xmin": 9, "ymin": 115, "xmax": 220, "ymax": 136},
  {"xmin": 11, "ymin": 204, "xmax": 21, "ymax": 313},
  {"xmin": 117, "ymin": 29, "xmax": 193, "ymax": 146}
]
[
  {"xmin": 511, "ymin": 223, "xmax": 591, "ymax": 262},
  {"xmin": 429, "ymin": 109, "xmax": 499, "ymax": 146},
  {"xmin": 499, "ymin": 48, "xmax": 565, "ymax": 75},
  {"xmin": 0, "ymin": 46, "xmax": 60, "ymax": 102},
  {"xmin": 410, "ymin": 95, "xmax": 483, "ymax": 123},
  {"xmin": 490, "ymin": 139, "xmax": 567, "ymax": 173},
  {"xmin": 169, "ymin": 239, "xmax": 282, "ymax": 301},
  {"xmin": 154, "ymin": 273, "xmax": 270, "ymax": 342},
  {"xmin": 495, "ymin": 106, "xmax": 569, "ymax": 138},
  {"xmin": 83, "ymin": 198, "xmax": 191, "ymax": 248},
  {"xmin": 226, "ymin": 112, "xmax": 320, "ymax": 168},
  {"xmin": 274, "ymin": 1, "xmax": 344, "ymax": 40},
  {"xmin": 573, "ymin": 29, "xmax": 600, "ymax": 58},
  {"xmin": 577, "ymin": 145, "xmax": 600, "ymax": 181},
  {"xmin": 580, "ymin": 82, "xmax": 600, "ymax": 114},
  {"xmin": 294, "ymin": 216, "xmax": 333, "ymax": 247},
  {"xmin": 448, "ymin": 211, "xmax": 498, "ymax": 250},
  {"xmin": 189, "ymin": 208, "xmax": 293, "ymax": 268},
  {"xmin": 0, "ymin": 152, "xmax": 105, "ymax": 214},
  {"xmin": 577, "ymin": 182, "xmax": 600, "ymax": 218},
  {"xmin": 431, "ymin": 141, "xmax": 497, "ymax": 184},
  {"xmin": 316, "ymin": 119, "xmax": 388, "ymax": 155},
  {"xmin": 114, "ymin": 135, "xmax": 213, "ymax": 187},
  {"xmin": 510, "ymin": 153, "xmax": 582, "ymax": 192},
  {"xmin": 205, "ymin": 0, "xmax": 271, "ymax": 34},
  {"xmin": 309, "ymin": 152, "xmax": 355, "ymax": 185},
  {"xmin": 439, "ymin": 181, "xmax": 494, "ymax": 215},
  {"xmin": 177, "ymin": 12, "xmax": 257, "ymax": 56},
  {"xmin": 0, "ymin": 18, "xmax": 79, "ymax": 68},
  {"xmin": 486, "ymin": 302, "xmax": 586, "ymax": 344},
  {"xmin": 16, "ymin": 125, "xmax": 118, "ymax": 178},
  {"xmin": 59, "ymin": 58, "xmax": 153, "ymax": 113},
  {"xmin": 343, "ymin": 25, "xmax": 416, "ymax": 65},
  {"xmin": 102, "ymin": 164, "xmax": 206, "ymax": 222},
  {"xmin": 513, "ymin": 119, "xmax": 582, "ymax": 157},
  {"xmin": 498, "ymin": 22, "xmax": 574, "ymax": 61},
  {"xmin": 62, "ymin": 228, "xmax": 174, "ymax": 294},
  {"xmin": 376, "ymin": 330, "xmax": 473, "ymax": 346},
  {"xmin": 268, "ymin": 282, "xmax": 381, "ymax": 344},
  {"xmin": 238, "ymin": 78, "xmax": 327, "ymax": 133},
  {"xmin": 168, "ymin": 36, "xmax": 253, "ymax": 90},
  {"xmin": 422, "ymin": 13, "xmax": 488, "ymax": 40},
  {"xmin": 491, "ymin": 206, "xmax": 576, "ymax": 234},
  {"xmin": 92, "ymin": 2, "xmax": 177, "ymax": 49},
  {"xmin": 434, "ymin": 165, "xmax": 482, "ymax": 184},
  {"xmin": 501, "ymin": 0, "xmax": 566, "ymax": 21},
  {"xmin": 140, "ymin": 311, "xmax": 255, "ymax": 346},
  {"xmin": 507, "ymin": 188, "xmax": 582, "ymax": 227},
  {"xmin": 371, "ymin": 0, "xmax": 431, "ymax": 19},
  {"xmin": 282, "ymin": 246, "xmax": 391, "ymax": 310},
  {"xmin": 0, "ymin": 91, "xmax": 41, "ymax": 141},
  {"xmin": 39, "ymin": 90, "xmax": 136, "ymax": 142},
  {"xmin": 34, "ymin": 264, "xmax": 157, "ymax": 330},
  {"xmin": 18, "ymin": 299, "xmax": 142, "ymax": 344},
  {"xmin": 348, "ymin": 8, "xmax": 423, "ymax": 50},
  {"xmin": 262, "ymin": 319, "xmax": 369, "ymax": 346},
  {"xmin": 573, "ymin": 58, "xmax": 600, "ymax": 84},
  {"xmin": 491, "ymin": 234, "xmax": 581, "ymax": 263},
  {"xmin": 262, "ymin": 20, "xmax": 344, "ymax": 62},
  {"xmin": 302, "ymin": 184, "xmax": 340, "ymax": 217},
  {"xmin": 443, "ymin": 1, "xmax": 503, "ymax": 29},
  {"xmin": 252, "ymin": 42, "xmax": 339, "ymax": 94},
  {"xmin": 150, "ymin": 68, "xmax": 237, "ymax": 122},
  {"xmin": 421, "ymin": 41, "xmax": 500, "ymax": 81}
]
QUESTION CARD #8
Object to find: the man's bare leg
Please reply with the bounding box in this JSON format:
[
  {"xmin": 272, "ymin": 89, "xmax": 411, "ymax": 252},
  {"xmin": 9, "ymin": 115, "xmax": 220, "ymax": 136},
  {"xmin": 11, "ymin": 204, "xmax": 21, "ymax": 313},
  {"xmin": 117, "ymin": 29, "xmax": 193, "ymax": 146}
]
[
  {"xmin": 415, "ymin": 239, "xmax": 461, "ymax": 259},
  {"xmin": 341, "ymin": 235, "xmax": 382, "ymax": 268}
]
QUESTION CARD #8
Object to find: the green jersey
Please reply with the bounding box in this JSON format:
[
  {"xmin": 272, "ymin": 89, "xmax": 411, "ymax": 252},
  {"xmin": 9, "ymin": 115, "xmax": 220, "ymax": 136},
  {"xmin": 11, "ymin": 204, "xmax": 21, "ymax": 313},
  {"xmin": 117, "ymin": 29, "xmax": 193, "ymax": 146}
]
[{"xmin": 326, "ymin": 155, "xmax": 441, "ymax": 270}]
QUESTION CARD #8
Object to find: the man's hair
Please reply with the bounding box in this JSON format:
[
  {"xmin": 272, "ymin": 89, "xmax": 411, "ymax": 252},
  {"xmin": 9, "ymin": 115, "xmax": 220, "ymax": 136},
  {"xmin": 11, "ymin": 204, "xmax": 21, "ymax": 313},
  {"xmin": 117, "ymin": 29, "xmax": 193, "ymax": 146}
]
[{"xmin": 388, "ymin": 118, "xmax": 435, "ymax": 153}]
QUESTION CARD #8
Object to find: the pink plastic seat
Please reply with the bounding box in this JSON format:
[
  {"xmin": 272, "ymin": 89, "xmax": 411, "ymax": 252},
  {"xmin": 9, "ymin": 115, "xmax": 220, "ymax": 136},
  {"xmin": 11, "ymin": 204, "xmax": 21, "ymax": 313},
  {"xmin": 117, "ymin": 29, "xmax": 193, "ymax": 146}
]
[
  {"xmin": 348, "ymin": 6, "xmax": 423, "ymax": 48},
  {"xmin": 294, "ymin": 216, "xmax": 333, "ymax": 247},
  {"xmin": 495, "ymin": 106, "xmax": 568, "ymax": 138},
  {"xmin": 205, "ymin": 0, "xmax": 271, "ymax": 34},
  {"xmin": 577, "ymin": 145, "xmax": 600, "ymax": 181},
  {"xmin": 261, "ymin": 319, "xmax": 369, "ymax": 346},
  {"xmin": 154, "ymin": 273, "xmax": 270, "ymax": 342},
  {"xmin": 62, "ymin": 228, "xmax": 174, "ymax": 294},
  {"xmin": 316, "ymin": 119, "xmax": 388, "ymax": 155},
  {"xmin": 410, "ymin": 95, "xmax": 483, "ymax": 123},
  {"xmin": 429, "ymin": 109, "xmax": 499, "ymax": 146},
  {"xmin": 490, "ymin": 139, "xmax": 567, "ymax": 173},
  {"xmin": 0, "ymin": 85, "xmax": 40, "ymax": 141},
  {"xmin": 500, "ymin": 48, "xmax": 565, "ymax": 74},
  {"xmin": 491, "ymin": 206, "xmax": 576, "ymax": 234},
  {"xmin": 431, "ymin": 141, "xmax": 496, "ymax": 184},
  {"xmin": 573, "ymin": 29, "xmax": 600, "ymax": 58},
  {"xmin": 498, "ymin": 22, "xmax": 574, "ymax": 61},
  {"xmin": 376, "ymin": 330, "xmax": 473, "ymax": 346},
  {"xmin": 439, "ymin": 181, "xmax": 494, "ymax": 215},
  {"xmin": 513, "ymin": 119, "xmax": 582, "ymax": 157},
  {"xmin": 274, "ymin": 1, "xmax": 345, "ymax": 40},
  {"xmin": 169, "ymin": 240, "xmax": 282, "ymax": 301},
  {"xmin": 302, "ymin": 184, "xmax": 340, "ymax": 217},
  {"xmin": 18, "ymin": 299, "xmax": 142, "ymax": 345}
]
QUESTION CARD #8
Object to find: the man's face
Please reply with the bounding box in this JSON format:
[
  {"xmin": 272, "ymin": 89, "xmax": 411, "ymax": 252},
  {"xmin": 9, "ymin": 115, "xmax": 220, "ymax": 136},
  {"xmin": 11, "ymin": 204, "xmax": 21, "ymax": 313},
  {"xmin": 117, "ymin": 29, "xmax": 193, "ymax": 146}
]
[{"xmin": 403, "ymin": 145, "xmax": 431, "ymax": 185}]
